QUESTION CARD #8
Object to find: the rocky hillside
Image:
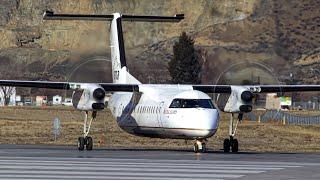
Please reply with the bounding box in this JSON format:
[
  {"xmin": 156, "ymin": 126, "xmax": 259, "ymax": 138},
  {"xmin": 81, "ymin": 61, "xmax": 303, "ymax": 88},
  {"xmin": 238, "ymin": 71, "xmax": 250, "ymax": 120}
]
[{"xmin": 0, "ymin": 0, "xmax": 319, "ymax": 85}]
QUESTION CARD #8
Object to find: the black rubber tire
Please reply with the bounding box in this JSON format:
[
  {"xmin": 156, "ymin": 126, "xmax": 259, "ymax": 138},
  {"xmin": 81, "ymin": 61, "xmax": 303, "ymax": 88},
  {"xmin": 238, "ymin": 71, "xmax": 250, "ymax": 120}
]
[
  {"xmin": 78, "ymin": 137, "xmax": 85, "ymax": 151},
  {"xmin": 193, "ymin": 143, "xmax": 199, "ymax": 153},
  {"xmin": 201, "ymin": 143, "xmax": 207, "ymax": 153},
  {"xmin": 86, "ymin": 136, "xmax": 93, "ymax": 151},
  {"xmin": 231, "ymin": 139, "xmax": 239, "ymax": 153},
  {"xmin": 223, "ymin": 138, "xmax": 230, "ymax": 153}
]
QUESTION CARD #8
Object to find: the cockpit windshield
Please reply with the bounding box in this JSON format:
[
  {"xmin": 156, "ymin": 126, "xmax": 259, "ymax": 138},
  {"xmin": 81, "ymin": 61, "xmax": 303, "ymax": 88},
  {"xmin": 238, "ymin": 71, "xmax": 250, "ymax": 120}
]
[{"xmin": 169, "ymin": 99, "xmax": 215, "ymax": 109}]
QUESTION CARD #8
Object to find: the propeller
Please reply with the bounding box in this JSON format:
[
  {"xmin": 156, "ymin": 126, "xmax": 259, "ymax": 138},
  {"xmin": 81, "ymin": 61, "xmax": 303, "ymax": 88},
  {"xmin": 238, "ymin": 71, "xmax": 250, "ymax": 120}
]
[{"xmin": 210, "ymin": 61, "xmax": 282, "ymax": 113}]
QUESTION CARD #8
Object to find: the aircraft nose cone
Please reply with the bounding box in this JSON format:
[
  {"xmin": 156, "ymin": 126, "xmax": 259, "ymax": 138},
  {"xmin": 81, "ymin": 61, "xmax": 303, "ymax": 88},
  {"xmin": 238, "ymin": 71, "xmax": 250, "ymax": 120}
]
[{"xmin": 185, "ymin": 109, "xmax": 219, "ymax": 137}]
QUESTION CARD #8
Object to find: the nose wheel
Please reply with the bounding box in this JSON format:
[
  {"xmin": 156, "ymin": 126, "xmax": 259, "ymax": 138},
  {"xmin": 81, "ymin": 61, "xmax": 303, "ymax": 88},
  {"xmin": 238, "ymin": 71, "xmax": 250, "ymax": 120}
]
[
  {"xmin": 223, "ymin": 113, "xmax": 241, "ymax": 153},
  {"xmin": 78, "ymin": 111, "xmax": 96, "ymax": 151},
  {"xmin": 78, "ymin": 136, "xmax": 93, "ymax": 151},
  {"xmin": 193, "ymin": 139, "xmax": 207, "ymax": 153}
]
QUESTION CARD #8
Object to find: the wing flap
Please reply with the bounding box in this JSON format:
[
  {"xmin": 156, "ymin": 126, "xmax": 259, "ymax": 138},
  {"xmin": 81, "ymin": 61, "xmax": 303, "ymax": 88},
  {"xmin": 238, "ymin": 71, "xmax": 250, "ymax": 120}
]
[
  {"xmin": 193, "ymin": 85, "xmax": 320, "ymax": 93},
  {"xmin": 193, "ymin": 85, "xmax": 231, "ymax": 93},
  {"xmin": 258, "ymin": 85, "xmax": 320, "ymax": 93},
  {"xmin": 99, "ymin": 83, "xmax": 139, "ymax": 92},
  {"xmin": 0, "ymin": 80, "xmax": 70, "ymax": 90}
]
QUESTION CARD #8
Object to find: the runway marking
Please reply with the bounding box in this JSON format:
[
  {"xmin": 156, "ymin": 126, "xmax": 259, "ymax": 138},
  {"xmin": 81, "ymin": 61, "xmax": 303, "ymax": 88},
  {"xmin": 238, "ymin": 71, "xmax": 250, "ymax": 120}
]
[
  {"xmin": 0, "ymin": 165, "xmax": 265, "ymax": 174},
  {"xmin": 0, "ymin": 157, "xmax": 305, "ymax": 167},
  {"xmin": 0, "ymin": 156, "xmax": 304, "ymax": 180},
  {"xmin": 1, "ymin": 156, "xmax": 319, "ymax": 166},
  {"xmin": 0, "ymin": 170, "xmax": 243, "ymax": 178},
  {"xmin": 0, "ymin": 162, "xmax": 288, "ymax": 170},
  {"xmin": 0, "ymin": 175, "xmax": 223, "ymax": 180}
]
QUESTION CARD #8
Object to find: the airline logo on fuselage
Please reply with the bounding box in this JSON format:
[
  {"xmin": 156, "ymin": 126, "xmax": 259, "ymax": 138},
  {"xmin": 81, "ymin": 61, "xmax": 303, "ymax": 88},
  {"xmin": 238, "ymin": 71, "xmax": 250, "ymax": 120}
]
[{"xmin": 164, "ymin": 109, "xmax": 177, "ymax": 114}]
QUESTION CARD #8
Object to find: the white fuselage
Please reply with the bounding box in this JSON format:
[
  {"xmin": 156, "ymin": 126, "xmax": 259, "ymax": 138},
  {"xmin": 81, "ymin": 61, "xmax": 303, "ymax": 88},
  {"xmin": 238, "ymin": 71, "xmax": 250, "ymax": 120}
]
[{"xmin": 108, "ymin": 85, "xmax": 220, "ymax": 140}]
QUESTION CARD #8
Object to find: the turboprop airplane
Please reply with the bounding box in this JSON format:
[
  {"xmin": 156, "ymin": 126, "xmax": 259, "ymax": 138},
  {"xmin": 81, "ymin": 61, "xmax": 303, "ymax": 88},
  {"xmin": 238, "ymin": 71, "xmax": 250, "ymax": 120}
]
[{"xmin": 1, "ymin": 11, "xmax": 320, "ymax": 153}]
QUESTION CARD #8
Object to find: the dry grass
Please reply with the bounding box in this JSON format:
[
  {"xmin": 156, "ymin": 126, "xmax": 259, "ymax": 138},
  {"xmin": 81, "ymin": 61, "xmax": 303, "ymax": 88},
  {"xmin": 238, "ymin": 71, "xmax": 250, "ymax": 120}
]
[{"xmin": 1, "ymin": 106, "xmax": 320, "ymax": 152}]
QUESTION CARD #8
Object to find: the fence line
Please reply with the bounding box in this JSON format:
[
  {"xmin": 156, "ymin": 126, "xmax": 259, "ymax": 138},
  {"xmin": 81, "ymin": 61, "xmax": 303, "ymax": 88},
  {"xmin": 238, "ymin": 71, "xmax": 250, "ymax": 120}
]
[{"xmin": 244, "ymin": 110, "xmax": 320, "ymax": 125}]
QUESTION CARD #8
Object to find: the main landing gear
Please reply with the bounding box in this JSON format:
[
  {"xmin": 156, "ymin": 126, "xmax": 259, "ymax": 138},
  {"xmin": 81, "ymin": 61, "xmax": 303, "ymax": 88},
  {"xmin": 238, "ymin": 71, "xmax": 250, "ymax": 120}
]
[
  {"xmin": 193, "ymin": 139, "xmax": 207, "ymax": 153},
  {"xmin": 78, "ymin": 111, "xmax": 97, "ymax": 151},
  {"xmin": 223, "ymin": 113, "xmax": 242, "ymax": 153}
]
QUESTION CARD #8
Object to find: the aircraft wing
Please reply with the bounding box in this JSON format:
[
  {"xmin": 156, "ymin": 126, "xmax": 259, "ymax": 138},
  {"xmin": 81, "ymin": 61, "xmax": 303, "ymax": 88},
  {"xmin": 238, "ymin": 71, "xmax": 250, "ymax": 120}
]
[
  {"xmin": 0, "ymin": 80, "xmax": 139, "ymax": 92},
  {"xmin": 1, "ymin": 80, "xmax": 320, "ymax": 93},
  {"xmin": 193, "ymin": 85, "xmax": 320, "ymax": 93},
  {"xmin": 0, "ymin": 80, "xmax": 71, "ymax": 90}
]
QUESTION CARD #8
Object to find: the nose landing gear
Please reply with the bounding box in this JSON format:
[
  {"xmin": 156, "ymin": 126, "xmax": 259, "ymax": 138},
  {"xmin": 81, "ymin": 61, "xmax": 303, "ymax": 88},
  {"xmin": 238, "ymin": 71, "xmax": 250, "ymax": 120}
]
[
  {"xmin": 193, "ymin": 139, "xmax": 207, "ymax": 153},
  {"xmin": 77, "ymin": 111, "xmax": 96, "ymax": 151}
]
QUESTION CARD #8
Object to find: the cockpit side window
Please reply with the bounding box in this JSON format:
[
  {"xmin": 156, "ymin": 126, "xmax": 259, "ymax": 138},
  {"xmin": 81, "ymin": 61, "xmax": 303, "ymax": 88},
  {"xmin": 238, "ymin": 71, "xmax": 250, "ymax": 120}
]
[
  {"xmin": 170, "ymin": 99, "xmax": 182, "ymax": 108},
  {"xmin": 169, "ymin": 99, "xmax": 215, "ymax": 109}
]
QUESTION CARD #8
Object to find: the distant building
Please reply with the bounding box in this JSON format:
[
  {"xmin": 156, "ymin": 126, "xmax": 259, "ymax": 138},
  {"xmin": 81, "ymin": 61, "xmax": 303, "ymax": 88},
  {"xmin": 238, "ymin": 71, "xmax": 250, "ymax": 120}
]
[
  {"xmin": 36, "ymin": 96, "xmax": 47, "ymax": 106},
  {"xmin": 15, "ymin": 95, "xmax": 23, "ymax": 106},
  {"xmin": 266, "ymin": 93, "xmax": 281, "ymax": 110},
  {"xmin": 266, "ymin": 93, "xmax": 292, "ymax": 110},
  {"xmin": 23, "ymin": 96, "xmax": 34, "ymax": 106},
  {"xmin": 0, "ymin": 87, "xmax": 16, "ymax": 106},
  {"xmin": 62, "ymin": 98, "xmax": 73, "ymax": 106},
  {"xmin": 52, "ymin": 95, "xmax": 62, "ymax": 105}
]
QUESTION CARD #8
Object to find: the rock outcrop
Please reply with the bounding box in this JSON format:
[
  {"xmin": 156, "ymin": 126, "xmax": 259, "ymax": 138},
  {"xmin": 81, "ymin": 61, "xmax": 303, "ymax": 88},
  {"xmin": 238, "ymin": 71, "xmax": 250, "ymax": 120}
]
[{"xmin": 0, "ymin": 0, "xmax": 319, "ymax": 84}]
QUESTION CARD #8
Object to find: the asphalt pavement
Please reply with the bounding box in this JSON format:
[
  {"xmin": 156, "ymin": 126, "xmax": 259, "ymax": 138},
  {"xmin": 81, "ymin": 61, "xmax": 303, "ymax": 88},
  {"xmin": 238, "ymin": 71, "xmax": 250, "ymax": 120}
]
[{"xmin": 0, "ymin": 144, "xmax": 319, "ymax": 179}]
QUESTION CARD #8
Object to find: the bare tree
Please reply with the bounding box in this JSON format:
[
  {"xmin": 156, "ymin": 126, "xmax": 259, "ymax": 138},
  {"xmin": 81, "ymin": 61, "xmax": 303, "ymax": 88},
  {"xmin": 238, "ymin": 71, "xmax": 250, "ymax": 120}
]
[
  {"xmin": 0, "ymin": 56, "xmax": 22, "ymax": 106},
  {"xmin": 0, "ymin": 86, "xmax": 15, "ymax": 105}
]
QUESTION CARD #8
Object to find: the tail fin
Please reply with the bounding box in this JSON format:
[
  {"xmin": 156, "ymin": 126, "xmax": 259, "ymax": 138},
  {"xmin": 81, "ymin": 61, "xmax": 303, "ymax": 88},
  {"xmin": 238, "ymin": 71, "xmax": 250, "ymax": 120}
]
[
  {"xmin": 110, "ymin": 13, "xmax": 141, "ymax": 84},
  {"xmin": 43, "ymin": 11, "xmax": 184, "ymax": 84},
  {"xmin": 109, "ymin": 13, "xmax": 183, "ymax": 84}
]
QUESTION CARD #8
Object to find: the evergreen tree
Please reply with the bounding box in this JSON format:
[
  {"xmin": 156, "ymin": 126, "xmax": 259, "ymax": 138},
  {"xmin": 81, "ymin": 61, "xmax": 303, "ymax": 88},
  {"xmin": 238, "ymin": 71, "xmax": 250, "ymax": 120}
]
[{"xmin": 168, "ymin": 32, "xmax": 201, "ymax": 84}]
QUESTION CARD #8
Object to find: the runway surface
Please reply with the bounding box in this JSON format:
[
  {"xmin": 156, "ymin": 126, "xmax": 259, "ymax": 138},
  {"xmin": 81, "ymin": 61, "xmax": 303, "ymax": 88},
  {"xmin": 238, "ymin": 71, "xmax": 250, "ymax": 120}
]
[{"xmin": 0, "ymin": 145, "xmax": 320, "ymax": 179}]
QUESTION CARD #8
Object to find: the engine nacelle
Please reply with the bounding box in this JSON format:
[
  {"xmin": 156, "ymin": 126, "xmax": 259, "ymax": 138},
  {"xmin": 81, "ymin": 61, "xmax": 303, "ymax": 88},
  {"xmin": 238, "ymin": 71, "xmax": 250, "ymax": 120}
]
[
  {"xmin": 72, "ymin": 84, "xmax": 106, "ymax": 111},
  {"xmin": 224, "ymin": 86, "xmax": 253, "ymax": 113}
]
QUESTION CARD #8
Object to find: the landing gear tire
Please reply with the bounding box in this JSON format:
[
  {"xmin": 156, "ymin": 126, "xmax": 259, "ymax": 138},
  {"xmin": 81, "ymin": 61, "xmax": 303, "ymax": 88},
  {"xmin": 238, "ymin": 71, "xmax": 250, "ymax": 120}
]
[
  {"xmin": 224, "ymin": 113, "xmax": 241, "ymax": 153},
  {"xmin": 86, "ymin": 136, "xmax": 93, "ymax": 151},
  {"xmin": 223, "ymin": 138, "xmax": 230, "ymax": 153},
  {"xmin": 201, "ymin": 143, "xmax": 206, "ymax": 153},
  {"xmin": 193, "ymin": 143, "xmax": 199, "ymax": 153},
  {"xmin": 223, "ymin": 138, "xmax": 239, "ymax": 153},
  {"xmin": 193, "ymin": 140, "xmax": 207, "ymax": 153},
  {"xmin": 78, "ymin": 137, "xmax": 85, "ymax": 151},
  {"xmin": 231, "ymin": 139, "xmax": 238, "ymax": 153},
  {"xmin": 79, "ymin": 111, "xmax": 97, "ymax": 151}
]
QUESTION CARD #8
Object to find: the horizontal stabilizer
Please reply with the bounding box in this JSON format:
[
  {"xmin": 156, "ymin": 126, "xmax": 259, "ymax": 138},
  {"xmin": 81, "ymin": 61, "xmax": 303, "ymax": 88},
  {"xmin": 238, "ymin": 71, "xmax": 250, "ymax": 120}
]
[
  {"xmin": 121, "ymin": 14, "xmax": 184, "ymax": 22},
  {"xmin": 43, "ymin": 11, "xmax": 113, "ymax": 21},
  {"xmin": 43, "ymin": 11, "xmax": 184, "ymax": 22}
]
